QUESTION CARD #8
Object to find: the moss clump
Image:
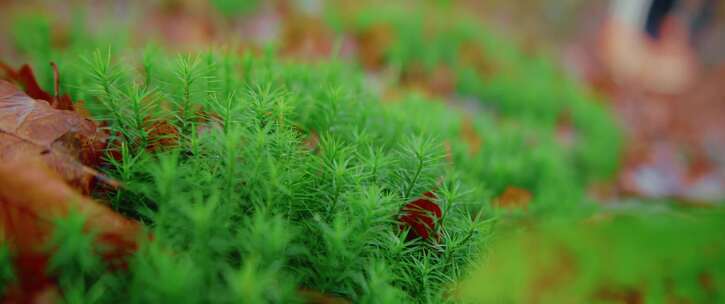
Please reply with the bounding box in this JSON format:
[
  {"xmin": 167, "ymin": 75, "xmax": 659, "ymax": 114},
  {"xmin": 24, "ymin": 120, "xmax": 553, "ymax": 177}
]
[{"xmin": 2, "ymin": 3, "xmax": 721, "ymax": 304}]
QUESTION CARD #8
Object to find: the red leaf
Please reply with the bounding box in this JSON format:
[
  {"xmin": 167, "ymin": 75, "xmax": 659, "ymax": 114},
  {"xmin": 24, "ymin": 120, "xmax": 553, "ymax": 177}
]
[
  {"xmin": 0, "ymin": 61, "xmax": 75, "ymax": 111},
  {"xmin": 0, "ymin": 62, "xmax": 53, "ymax": 102},
  {"xmin": 399, "ymin": 192, "xmax": 442, "ymax": 240}
]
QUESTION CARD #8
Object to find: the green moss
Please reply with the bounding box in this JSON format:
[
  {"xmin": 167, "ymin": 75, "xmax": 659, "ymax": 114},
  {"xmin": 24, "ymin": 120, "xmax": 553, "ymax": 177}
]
[
  {"xmin": 327, "ymin": 1, "xmax": 622, "ymax": 183},
  {"xmin": 5, "ymin": 48, "xmax": 485, "ymax": 302},
  {"xmin": 3, "ymin": 2, "xmax": 718, "ymax": 303}
]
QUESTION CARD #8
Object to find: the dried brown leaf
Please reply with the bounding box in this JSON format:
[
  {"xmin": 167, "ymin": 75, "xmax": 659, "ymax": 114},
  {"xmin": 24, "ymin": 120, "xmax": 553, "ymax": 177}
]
[
  {"xmin": 0, "ymin": 157, "xmax": 140, "ymax": 255},
  {"xmin": 0, "ymin": 157, "xmax": 140, "ymax": 302},
  {"xmin": 494, "ymin": 186, "xmax": 532, "ymax": 209},
  {"xmin": 0, "ymin": 61, "xmax": 74, "ymax": 111},
  {"xmin": 0, "ymin": 80, "xmax": 109, "ymax": 194}
]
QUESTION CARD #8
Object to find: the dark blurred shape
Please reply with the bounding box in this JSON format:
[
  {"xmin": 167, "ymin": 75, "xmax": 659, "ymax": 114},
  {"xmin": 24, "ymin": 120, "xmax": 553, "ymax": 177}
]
[{"xmin": 645, "ymin": 0, "xmax": 677, "ymax": 39}]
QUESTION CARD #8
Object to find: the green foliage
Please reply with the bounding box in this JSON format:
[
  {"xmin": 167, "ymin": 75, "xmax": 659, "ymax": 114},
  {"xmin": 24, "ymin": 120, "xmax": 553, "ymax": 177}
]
[
  {"xmin": 46, "ymin": 212, "xmax": 118, "ymax": 304},
  {"xmin": 458, "ymin": 208, "xmax": 725, "ymax": 303},
  {"xmin": 12, "ymin": 48, "xmax": 488, "ymax": 303},
  {"xmin": 326, "ymin": 1, "xmax": 622, "ymax": 183}
]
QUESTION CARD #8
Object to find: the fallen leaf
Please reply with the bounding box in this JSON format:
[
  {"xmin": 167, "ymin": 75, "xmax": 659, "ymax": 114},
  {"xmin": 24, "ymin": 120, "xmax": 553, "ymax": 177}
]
[
  {"xmin": 0, "ymin": 80, "xmax": 109, "ymax": 194},
  {"xmin": 399, "ymin": 192, "xmax": 442, "ymax": 240},
  {"xmin": 355, "ymin": 24, "xmax": 393, "ymax": 70},
  {"xmin": 0, "ymin": 61, "xmax": 74, "ymax": 111},
  {"xmin": 460, "ymin": 116, "xmax": 482, "ymax": 156},
  {"xmin": 0, "ymin": 157, "xmax": 140, "ymax": 256},
  {"xmin": 146, "ymin": 118, "xmax": 180, "ymax": 152},
  {"xmin": 0, "ymin": 61, "xmax": 52, "ymax": 102},
  {"xmin": 298, "ymin": 288, "xmax": 351, "ymax": 304},
  {"xmin": 494, "ymin": 186, "xmax": 532, "ymax": 209},
  {"xmin": 400, "ymin": 63, "xmax": 457, "ymax": 96},
  {"xmin": 0, "ymin": 157, "xmax": 141, "ymax": 302},
  {"xmin": 303, "ymin": 130, "xmax": 320, "ymax": 151},
  {"xmin": 458, "ymin": 42, "xmax": 499, "ymax": 77},
  {"xmin": 49, "ymin": 62, "xmax": 75, "ymax": 111},
  {"xmin": 281, "ymin": 15, "xmax": 334, "ymax": 59},
  {"xmin": 1, "ymin": 252, "xmax": 58, "ymax": 304}
]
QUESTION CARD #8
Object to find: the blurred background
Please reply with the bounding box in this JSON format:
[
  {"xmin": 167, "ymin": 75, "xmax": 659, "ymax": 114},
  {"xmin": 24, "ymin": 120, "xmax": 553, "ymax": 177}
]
[{"xmin": 1, "ymin": 0, "xmax": 723, "ymax": 204}]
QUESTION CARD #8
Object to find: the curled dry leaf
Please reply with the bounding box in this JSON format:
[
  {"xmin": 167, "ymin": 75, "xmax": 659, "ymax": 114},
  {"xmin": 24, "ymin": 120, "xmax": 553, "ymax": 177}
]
[
  {"xmin": 0, "ymin": 157, "xmax": 140, "ymax": 255},
  {"xmin": 494, "ymin": 186, "xmax": 532, "ymax": 209},
  {"xmin": 399, "ymin": 192, "xmax": 442, "ymax": 241},
  {"xmin": 0, "ymin": 157, "xmax": 141, "ymax": 302},
  {"xmin": 0, "ymin": 61, "xmax": 74, "ymax": 111},
  {"xmin": 0, "ymin": 80, "xmax": 109, "ymax": 194},
  {"xmin": 0, "ymin": 62, "xmax": 53, "ymax": 103}
]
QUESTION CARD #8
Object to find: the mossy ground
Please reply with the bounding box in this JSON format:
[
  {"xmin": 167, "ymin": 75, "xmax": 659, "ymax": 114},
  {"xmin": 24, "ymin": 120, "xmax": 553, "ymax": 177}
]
[{"xmin": 0, "ymin": 1, "xmax": 723, "ymax": 303}]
